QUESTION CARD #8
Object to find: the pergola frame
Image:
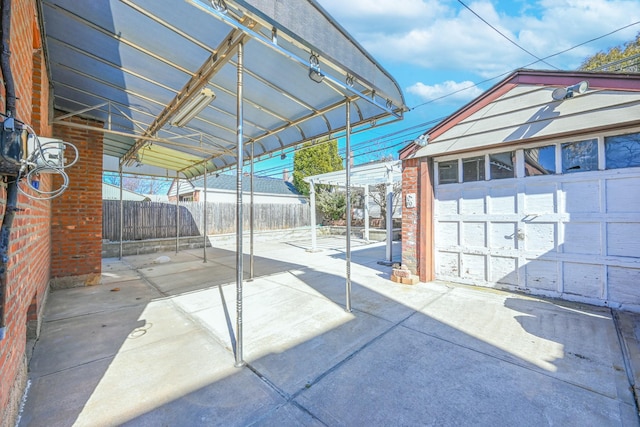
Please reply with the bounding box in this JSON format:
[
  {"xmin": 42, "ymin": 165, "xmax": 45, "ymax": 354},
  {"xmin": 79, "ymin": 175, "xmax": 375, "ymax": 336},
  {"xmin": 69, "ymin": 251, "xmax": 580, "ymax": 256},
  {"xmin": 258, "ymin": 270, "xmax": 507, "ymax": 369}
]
[{"xmin": 305, "ymin": 160, "xmax": 402, "ymax": 262}]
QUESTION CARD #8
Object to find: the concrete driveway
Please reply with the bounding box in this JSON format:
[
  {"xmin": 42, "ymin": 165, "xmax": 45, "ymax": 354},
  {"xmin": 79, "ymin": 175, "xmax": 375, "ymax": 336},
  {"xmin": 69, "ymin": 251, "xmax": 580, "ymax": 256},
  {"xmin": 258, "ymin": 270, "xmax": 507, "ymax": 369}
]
[{"xmin": 17, "ymin": 237, "xmax": 640, "ymax": 426}]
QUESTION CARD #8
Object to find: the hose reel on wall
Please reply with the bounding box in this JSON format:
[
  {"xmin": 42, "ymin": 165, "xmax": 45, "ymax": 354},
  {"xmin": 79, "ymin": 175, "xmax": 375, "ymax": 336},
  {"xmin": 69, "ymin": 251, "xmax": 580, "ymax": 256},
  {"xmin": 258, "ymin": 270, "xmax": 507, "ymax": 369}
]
[{"xmin": 0, "ymin": 114, "xmax": 79, "ymax": 199}]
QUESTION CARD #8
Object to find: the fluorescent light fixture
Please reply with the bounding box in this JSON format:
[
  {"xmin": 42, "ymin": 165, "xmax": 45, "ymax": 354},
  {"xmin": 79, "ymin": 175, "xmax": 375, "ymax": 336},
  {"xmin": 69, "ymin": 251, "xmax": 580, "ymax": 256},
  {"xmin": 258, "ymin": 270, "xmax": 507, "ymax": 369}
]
[
  {"xmin": 552, "ymin": 80, "xmax": 589, "ymax": 101},
  {"xmin": 171, "ymin": 88, "xmax": 216, "ymax": 127}
]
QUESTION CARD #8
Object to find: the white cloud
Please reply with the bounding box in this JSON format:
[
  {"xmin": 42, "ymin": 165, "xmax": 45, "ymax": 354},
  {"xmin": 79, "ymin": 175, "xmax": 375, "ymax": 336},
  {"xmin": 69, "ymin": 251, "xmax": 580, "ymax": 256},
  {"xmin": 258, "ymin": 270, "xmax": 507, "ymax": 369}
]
[
  {"xmin": 407, "ymin": 80, "xmax": 485, "ymax": 104},
  {"xmin": 319, "ymin": 0, "xmax": 640, "ymax": 75},
  {"xmin": 316, "ymin": 0, "xmax": 640, "ymax": 112},
  {"xmin": 319, "ymin": 0, "xmax": 447, "ymax": 38}
]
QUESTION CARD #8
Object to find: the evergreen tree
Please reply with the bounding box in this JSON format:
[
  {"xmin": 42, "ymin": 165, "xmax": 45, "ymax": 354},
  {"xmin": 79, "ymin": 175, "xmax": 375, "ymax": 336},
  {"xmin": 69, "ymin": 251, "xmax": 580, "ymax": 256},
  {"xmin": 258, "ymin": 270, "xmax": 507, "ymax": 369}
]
[{"xmin": 292, "ymin": 138, "xmax": 343, "ymax": 196}]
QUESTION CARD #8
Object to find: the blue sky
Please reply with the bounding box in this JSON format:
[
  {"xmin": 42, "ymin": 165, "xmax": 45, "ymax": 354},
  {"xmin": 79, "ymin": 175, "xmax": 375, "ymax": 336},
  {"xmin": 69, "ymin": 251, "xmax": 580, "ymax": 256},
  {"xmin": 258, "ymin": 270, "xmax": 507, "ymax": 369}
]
[{"xmin": 251, "ymin": 0, "xmax": 640, "ymax": 178}]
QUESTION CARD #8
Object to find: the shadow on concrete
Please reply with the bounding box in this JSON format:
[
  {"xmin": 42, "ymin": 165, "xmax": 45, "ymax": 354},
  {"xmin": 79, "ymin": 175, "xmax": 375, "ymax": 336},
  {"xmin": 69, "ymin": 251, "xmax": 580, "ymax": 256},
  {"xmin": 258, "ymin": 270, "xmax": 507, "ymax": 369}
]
[{"xmin": 19, "ymin": 240, "xmax": 639, "ymax": 426}]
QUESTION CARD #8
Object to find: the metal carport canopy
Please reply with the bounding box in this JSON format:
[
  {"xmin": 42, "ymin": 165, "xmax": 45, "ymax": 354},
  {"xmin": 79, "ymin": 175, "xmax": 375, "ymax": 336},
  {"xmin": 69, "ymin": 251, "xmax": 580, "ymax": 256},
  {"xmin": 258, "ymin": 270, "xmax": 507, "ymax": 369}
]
[
  {"xmin": 40, "ymin": 0, "xmax": 407, "ymax": 369},
  {"xmin": 41, "ymin": 0, "xmax": 407, "ymax": 178}
]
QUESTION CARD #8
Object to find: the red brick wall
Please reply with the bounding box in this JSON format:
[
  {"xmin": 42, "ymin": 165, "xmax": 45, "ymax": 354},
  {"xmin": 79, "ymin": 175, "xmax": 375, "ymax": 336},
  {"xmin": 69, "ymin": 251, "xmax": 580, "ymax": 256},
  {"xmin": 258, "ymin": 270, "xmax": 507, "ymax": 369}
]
[
  {"xmin": 401, "ymin": 157, "xmax": 435, "ymax": 282},
  {"xmin": 50, "ymin": 117, "xmax": 104, "ymax": 287},
  {"xmin": 0, "ymin": 0, "xmax": 54, "ymax": 424},
  {"xmin": 402, "ymin": 159, "xmax": 419, "ymax": 273}
]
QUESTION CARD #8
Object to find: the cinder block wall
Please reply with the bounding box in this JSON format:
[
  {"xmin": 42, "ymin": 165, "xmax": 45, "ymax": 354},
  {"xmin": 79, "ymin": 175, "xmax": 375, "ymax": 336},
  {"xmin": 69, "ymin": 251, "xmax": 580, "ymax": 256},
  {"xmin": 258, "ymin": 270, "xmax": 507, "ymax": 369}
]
[
  {"xmin": 0, "ymin": 0, "xmax": 54, "ymax": 424},
  {"xmin": 50, "ymin": 117, "xmax": 104, "ymax": 288}
]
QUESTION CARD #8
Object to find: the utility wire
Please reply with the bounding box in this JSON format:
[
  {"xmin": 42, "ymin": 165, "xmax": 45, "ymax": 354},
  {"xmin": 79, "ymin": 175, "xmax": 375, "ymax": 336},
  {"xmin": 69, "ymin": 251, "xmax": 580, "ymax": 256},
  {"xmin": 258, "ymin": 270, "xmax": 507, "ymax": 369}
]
[
  {"xmin": 214, "ymin": 20, "xmax": 640, "ymax": 179},
  {"xmin": 411, "ymin": 19, "xmax": 640, "ymax": 110},
  {"xmin": 457, "ymin": 0, "xmax": 559, "ymax": 70},
  {"xmin": 526, "ymin": 20, "xmax": 640, "ymax": 66},
  {"xmin": 253, "ymin": 115, "xmax": 446, "ymax": 177}
]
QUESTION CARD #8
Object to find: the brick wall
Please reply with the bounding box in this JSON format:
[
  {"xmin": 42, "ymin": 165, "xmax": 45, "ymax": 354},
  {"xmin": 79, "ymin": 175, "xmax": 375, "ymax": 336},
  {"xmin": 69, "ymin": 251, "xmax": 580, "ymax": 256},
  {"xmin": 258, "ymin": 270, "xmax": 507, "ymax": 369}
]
[
  {"xmin": 50, "ymin": 116, "xmax": 104, "ymax": 288},
  {"xmin": 401, "ymin": 157, "xmax": 435, "ymax": 283},
  {"xmin": 0, "ymin": 0, "xmax": 54, "ymax": 425},
  {"xmin": 402, "ymin": 159, "xmax": 419, "ymax": 274}
]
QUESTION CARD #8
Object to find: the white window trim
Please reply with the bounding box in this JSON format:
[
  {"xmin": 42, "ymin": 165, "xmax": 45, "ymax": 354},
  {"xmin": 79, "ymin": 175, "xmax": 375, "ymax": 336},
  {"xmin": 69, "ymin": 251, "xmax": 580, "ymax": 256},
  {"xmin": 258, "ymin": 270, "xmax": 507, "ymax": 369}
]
[{"xmin": 432, "ymin": 126, "xmax": 640, "ymax": 185}]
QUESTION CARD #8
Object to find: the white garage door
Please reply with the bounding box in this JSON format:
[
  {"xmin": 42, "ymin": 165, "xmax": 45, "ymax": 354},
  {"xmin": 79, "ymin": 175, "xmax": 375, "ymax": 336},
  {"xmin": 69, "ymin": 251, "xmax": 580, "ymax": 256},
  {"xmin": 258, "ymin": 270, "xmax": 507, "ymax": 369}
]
[{"xmin": 433, "ymin": 139, "xmax": 640, "ymax": 309}]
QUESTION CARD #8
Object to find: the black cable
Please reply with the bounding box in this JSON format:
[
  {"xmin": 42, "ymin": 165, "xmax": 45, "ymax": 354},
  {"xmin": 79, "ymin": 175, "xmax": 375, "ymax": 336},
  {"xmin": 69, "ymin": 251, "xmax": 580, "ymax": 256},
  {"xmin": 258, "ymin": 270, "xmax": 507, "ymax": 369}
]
[
  {"xmin": 0, "ymin": 0, "xmax": 15, "ymax": 340},
  {"xmin": 457, "ymin": 0, "xmax": 559, "ymax": 70},
  {"xmin": 411, "ymin": 19, "xmax": 640, "ymax": 111}
]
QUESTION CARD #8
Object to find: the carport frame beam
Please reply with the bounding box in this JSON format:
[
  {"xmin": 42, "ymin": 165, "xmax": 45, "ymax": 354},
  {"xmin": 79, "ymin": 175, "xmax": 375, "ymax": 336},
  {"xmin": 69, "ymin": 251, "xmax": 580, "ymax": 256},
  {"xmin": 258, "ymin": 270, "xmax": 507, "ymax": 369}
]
[
  {"xmin": 345, "ymin": 99, "xmax": 352, "ymax": 313},
  {"xmin": 235, "ymin": 41, "xmax": 246, "ymax": 368}
]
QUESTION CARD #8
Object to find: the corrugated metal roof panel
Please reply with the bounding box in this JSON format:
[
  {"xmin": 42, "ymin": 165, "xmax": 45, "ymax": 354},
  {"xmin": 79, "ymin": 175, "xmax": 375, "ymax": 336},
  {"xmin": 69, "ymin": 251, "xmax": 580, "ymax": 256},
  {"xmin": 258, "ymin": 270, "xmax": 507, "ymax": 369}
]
[
  {"xmin": 188, "ymin": 174, "xmax": 301, "ymax": 196},
  {"xmin": 42, "ymin": 0, "xmax": 406, "ymax": 179}
]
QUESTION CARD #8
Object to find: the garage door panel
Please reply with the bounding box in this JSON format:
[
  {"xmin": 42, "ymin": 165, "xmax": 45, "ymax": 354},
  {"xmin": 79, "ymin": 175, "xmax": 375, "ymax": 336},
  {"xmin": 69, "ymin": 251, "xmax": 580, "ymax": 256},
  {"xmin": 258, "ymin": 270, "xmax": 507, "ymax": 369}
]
[
  {"xmin": 608, "ymin": 266, "xmax": 640, "ymax": 304},
  {"xmin": 525, "ymin": 259, "xmax": 558, "ymax": 291},
  {"xmin": 524, "ymin": 183, "xmax": 557, "ymax": 214},
  {"xmin": 490, "ymin": 256, "xmax": 518, "ymax": 285},
  {"xmin": 463, "ymin": 222, "xmax": 486, "ymax": 248},
  {"xmin": 563, "ymin": 180, "xmax": 601, "ymax": 213},
  {"xmin": 563, "ymin": 222, "xmax": 601, "ymax": 255},
  {"xmin": 489, "ymin": 186, "xmax": 517, "ymax": 214},
  {"xmin": 436, "ymin": 221, "xmax": 459, "ymax": 247},
  {"xmin": 436, "ymin": 189, "xmax": 460, "ymax": 215},
  {"xmin": 489, "ymin": 222, "xmax": 518, "ymax": 250},
  {"xmin": 607, "ymin": 223, "xmax": 640, "ymax": 257},
  {"xmin": 563, "ymin": 263, "xmax": 603, "ymax": 296},
  {"xmin": 606, "ymin": 177, "xmax": 640, "ymax": 213},
  {"xmin": 461, "ymin": 253, "xmax": 486, "ymax": 281},
  {"xmin": 461, "ymin": 188, "xmax": 486, "ymax": 214},
  {"xmin": 437, "ymin": 252, "xmax": 460, "ymax": 277},
  {"xmin": 434, "ymin": 160, "xmax": 639, "ymax": 308},
  {"xmin": 524, "ymin": 222, "xmax": 556, "ymax": 253}
]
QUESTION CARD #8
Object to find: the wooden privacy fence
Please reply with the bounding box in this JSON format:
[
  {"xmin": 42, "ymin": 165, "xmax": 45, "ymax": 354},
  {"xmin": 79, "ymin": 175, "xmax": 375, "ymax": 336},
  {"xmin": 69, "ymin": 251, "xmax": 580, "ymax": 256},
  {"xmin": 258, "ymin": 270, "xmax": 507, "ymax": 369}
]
[{"xmin": 102, "ymin": 200, "xmax": 310, "ymax": 241}]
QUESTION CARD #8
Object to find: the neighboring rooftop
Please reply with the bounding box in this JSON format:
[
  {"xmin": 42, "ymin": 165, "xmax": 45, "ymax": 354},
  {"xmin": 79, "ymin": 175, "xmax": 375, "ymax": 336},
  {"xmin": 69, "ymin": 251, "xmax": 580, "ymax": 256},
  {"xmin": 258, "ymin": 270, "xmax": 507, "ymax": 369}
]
[
  {"xmin": 184, "ymin": 174, "xmax": 302, "ymax": 197},
  {"xmin": 102, "ymin": 183, "xmax": 150, "ymax": 201}
]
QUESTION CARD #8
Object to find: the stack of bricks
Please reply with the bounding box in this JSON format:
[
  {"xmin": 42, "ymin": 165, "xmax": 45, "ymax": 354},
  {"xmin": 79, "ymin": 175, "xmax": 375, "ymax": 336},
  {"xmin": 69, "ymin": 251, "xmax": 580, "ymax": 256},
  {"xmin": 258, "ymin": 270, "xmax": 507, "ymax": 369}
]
[{"xmin": 390, "ymin": 264, "xmax": 419, "ymax": 285}]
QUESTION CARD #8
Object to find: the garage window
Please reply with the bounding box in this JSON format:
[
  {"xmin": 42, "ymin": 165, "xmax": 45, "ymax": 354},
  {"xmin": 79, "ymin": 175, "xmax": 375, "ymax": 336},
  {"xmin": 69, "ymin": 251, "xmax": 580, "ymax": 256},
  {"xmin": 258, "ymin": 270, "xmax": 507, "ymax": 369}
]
[
  {"xmin": 463, "ymin": 156, "xmax": 485, "ymax": 182},
  {"xmin": 438, "ymin": 160, "xmax": 459, "ymax": 184},
  {"xmin": 605, "ymin": 132, "xmax": 640, "ymax": 170},
  {"xmin": 489, "ymin": 152, "xmax": 514, "ymax": 179},
  {"xmin": 525, "ymin": 145, "xmax": 556, "ymax": 176},
  {"xmin": 561, "ymin": 139, "xmax": 598, "ymax": 173}
]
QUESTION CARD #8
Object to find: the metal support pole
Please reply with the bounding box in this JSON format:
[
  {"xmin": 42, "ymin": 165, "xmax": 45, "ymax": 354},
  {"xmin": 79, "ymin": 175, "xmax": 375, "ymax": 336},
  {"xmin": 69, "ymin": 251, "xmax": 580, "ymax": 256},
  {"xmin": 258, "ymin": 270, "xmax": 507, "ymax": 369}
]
[
  {"xmin": 364, "ymin": 186, "xmax": 370, "ymax": 242},
  {"xmin": 385, "ymin": 170, "xmax": 393, "ymax": 262},
  {"xmin": 345, "ymin": 99, "xmax": 352, "ymax": 313},
  {"xmin": 176, "ymin": 171, "xmax": 180, "ymax": 254},
  {"xmin": 249, "ymin": 140, "xmax": 254, "ymax": 280},
  {"xmin": 309, "ymin": 180, "xmax": 317, "ymax": 251},
  {"xmin": 235, "ymin": 41, "xmax": 246, "ymax": 368},
  {"xmin": 203, "ymin": 165, "xmax": 208, "ymax": 263},
  {"xmin": 118, "ymin": 166, "xmax": 124, "ymax": 260}
]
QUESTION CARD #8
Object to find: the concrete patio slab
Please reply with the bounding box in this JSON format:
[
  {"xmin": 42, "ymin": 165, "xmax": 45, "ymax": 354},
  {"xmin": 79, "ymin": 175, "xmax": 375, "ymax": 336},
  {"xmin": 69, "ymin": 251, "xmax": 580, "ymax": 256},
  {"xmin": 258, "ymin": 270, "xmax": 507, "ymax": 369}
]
[
  {"xmin": 404, "ymin": 284, "xmax": 632, "ymax": 403},
  {"xmin": 17, "ymin": 238, "xmax": 640, "ymax": 426},
  {"xmin": 41, "ymin": 278, "xmax": 159, "ymax": 321},
  {"xmin": 296, "ymin": 324, "xmax": 638, "ymax": 426}
]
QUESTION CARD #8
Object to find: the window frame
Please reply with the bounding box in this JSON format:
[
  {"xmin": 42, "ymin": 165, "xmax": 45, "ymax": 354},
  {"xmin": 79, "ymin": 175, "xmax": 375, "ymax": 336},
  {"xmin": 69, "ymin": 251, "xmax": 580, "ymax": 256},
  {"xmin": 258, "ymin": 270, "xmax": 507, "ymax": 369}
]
[
  {"xmin": 604, "ymin": 131, "xmax": 640, "ymax": 170},
  {"xmin": 431, "ymin": 126, "xmax": 640, "ymax": 186}
]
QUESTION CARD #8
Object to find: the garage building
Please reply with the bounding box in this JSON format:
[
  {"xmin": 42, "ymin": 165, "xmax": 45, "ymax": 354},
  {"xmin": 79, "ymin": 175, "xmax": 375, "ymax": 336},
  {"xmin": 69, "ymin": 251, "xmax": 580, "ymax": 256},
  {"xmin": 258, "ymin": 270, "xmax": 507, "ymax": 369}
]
[{"xmin": 401, "ymin": 69, "xmax": 640, "ymax": 311}]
